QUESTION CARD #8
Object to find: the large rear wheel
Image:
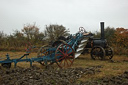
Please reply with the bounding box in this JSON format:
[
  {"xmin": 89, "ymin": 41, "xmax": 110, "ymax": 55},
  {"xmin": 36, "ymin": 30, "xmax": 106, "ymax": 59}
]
[{"xmin": 55, "ymin": 44, "xmax": 75, "ymax": 68}]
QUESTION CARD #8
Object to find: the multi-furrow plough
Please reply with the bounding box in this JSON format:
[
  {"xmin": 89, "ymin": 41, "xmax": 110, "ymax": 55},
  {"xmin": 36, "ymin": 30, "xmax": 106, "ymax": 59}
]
[{"xmin": 0, "ymin": 22, "xmax": 113, "ymax": 68}]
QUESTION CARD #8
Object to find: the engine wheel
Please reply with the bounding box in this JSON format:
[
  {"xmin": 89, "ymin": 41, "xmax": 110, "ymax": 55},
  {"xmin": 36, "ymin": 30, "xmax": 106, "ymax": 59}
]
[
  {"xmin": 55, "ymin": 44, "xmax": 75, "ymax": 68},
  {"xmin": 91, "ymin": 46, "xmax": 105, "ymax": 60},
  {"xmin": 105, "ymin": 46, "xmax": 114, "ymax": 59}
]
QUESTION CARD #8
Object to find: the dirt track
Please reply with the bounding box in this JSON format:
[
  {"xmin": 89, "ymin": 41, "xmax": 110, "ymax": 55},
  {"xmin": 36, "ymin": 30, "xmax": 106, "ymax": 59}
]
[{"xmin": 0, "ymin": 65, "xmax": 128, "ymax": 85}]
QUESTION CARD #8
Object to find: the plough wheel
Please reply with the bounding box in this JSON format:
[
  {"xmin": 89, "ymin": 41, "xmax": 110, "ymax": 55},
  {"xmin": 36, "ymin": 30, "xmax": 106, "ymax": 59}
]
[
  {"xmin": 1, "ymin": 63, "xmax": 11, "ymax": 68},
  {"xmin": 105, "ymin": 46, "xmax": 114, "ymax": 59},
  {"xmin": 55, "ymin": 44, "xmax": 75, "ymax": 68},
  {"xmin": 37, "ymin": 45, "xmax": 54, "ymax": 66},
  {"xmin": 91, "ymin": 46, "xmax": 105, "ymax": 60}
]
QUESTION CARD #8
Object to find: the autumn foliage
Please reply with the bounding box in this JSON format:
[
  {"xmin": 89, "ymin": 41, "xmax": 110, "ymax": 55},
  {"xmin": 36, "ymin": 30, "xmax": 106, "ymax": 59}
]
[{"xmin": 112, "ymin": 28, "xmax": 128, "ymax": 55}]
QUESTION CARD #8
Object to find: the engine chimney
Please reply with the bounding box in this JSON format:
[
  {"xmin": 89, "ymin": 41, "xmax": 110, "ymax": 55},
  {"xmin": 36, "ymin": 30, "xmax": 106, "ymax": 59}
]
[{"xmin": 100, "ymin": 22, "xmax": 105, "ymax": 40}]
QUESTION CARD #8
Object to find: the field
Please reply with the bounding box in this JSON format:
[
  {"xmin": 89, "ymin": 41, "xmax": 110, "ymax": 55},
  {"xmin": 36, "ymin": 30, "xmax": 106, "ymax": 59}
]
[{"xmin": 0, "ymin": 51, "xmax": 128, "ymax": 84}]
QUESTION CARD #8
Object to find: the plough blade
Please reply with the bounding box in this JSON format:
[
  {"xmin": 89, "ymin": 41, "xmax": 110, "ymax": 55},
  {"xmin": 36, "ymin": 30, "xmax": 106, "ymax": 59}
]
[
  {"xmin": 76, "ymin": 47, "xmax": 84, "ymax": 52},
  {"xmin": 75, "ymin": 50, "xmax": 84, "ymax": 58},
  {"xmin": 78, "ymin": 43, "xmax": 86, "ymax": 48},
  {"xmin": 76, "ymin": 50, "xmax": 83, "ymax": 54},
  {"xmin": 81, "ymin": 39, "xmax": 87, "ymax": 43},
  {"xmin": 75, "ymin": 52, "xmax": 81, "ymax": 58},
  {"xmin": 75, "ymin": 37, "xmax": 89, "ymax": 58}
]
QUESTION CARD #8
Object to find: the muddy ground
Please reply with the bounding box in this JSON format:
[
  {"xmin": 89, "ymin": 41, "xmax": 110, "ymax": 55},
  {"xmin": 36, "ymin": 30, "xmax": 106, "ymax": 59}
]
[{"xmin": 0, "ymin": 65, "xmax": 128, "ymax": 85}]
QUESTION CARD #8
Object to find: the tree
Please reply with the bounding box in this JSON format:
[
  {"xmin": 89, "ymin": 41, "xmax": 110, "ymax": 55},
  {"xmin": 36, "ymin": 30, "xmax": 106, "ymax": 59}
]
[
  {"xmin": 22, "ymin": 23, "xmax": 39, "ymax": 41},
  {"xmin": 103, "ymin": 27, "xmax": 115, "ymax": 45},
  {"xmin": 0, "ymin": 31, "xmax": 4, "ymax": 45},
  {"xmin": 94, "ymin": 26, "xmax": 115, "ymax": 41},
  {"xmin": 44, "ymin": 24, "xmax": 70, "ymax": 42},
  {"xmin": 12, "ymin": 30, "xmax": 25, "ymax": 47},
  {"xmin": 13, "ymin": 30, "xmax": 23, "ymax": 38},
  {"xmin": 33, "ymin": 32, "xmax": 45, "ymax": 45},
  {"xmin": 111, "ymin": 28, "xmax": 128, "ymax": 55},
  {"xmin": 113, "ymin": 28, "xmax": 128, "ymax": 48}
]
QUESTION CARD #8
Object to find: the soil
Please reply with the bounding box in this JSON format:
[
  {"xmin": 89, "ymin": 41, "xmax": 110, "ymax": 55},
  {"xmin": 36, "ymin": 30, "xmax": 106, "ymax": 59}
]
[
  {"xmin": 79, "ymin": 70, "xmax": 128, "ymax": 85},
  {"xmin": 0, "ymin": 65, "xmax": 128, "ymax": 85}
]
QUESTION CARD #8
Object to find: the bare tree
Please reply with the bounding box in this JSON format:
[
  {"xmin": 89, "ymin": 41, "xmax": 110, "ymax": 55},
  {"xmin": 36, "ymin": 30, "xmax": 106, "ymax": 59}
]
[
  {"xmin": 22, "ymin": 23, "xmax": 39, "ymax": 40},
  {"xmin": 44, "ymin": 24, "xmax": 70, "ymax": 42}
]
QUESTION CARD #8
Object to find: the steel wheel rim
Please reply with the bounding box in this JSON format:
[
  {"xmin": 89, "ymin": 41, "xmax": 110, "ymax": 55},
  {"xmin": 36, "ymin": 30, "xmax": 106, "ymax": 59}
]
[
  {"xmin": 37, "ymin": 45, "xmax": 54, "ymax": 66},
  {"xmin": 105, "ymin": 46, "xmax": 113, "ymax": 59},
  {"xmin": 91, "ymin": 46, "xmax": 105, "ymax": 60},
  {"xmin": 55, "ymin": 44, "xmax": 75, "ymax": 68}
]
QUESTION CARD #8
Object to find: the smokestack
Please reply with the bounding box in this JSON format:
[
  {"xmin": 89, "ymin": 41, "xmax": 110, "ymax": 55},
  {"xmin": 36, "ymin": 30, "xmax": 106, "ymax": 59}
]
[{"xmin": 100, "ymin": 22, "xmax": 104, "ymax": 40}]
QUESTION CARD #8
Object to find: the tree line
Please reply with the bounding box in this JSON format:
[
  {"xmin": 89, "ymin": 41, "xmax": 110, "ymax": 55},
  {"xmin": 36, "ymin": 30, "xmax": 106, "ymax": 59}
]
[
  {"xmin": 0, "ymin": 24, "xmax": 70, "ymax": 51},
  {"xmin": 0, "ymin": 23, "xmax": 128, "ymax": 55}
]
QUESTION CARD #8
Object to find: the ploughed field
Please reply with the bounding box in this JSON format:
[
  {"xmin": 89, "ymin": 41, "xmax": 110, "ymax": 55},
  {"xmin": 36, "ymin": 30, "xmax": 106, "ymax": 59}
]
[{"xmin": 0, "ymin": 52, "xmax": 128, "ymax": 85}]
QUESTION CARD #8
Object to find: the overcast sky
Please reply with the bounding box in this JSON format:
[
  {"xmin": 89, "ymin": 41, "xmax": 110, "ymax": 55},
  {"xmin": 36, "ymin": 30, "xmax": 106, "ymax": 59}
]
[{"xmin": 0, "ymin": 0, "xmax": 128, "ymax": 34}]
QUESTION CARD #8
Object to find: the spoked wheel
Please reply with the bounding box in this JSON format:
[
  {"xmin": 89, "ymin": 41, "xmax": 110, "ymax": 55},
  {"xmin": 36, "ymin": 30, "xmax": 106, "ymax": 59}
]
[
  {"xmin": 105, "ymin": 46, "xmax": 114, "ymax": 59},
  {"xmin": 91, "ymin": 46, "xmax": 105, "ymax": 60},
  {"xmin": 37, "ymin": 45, "xmax": 54, "ymax": 66},
  {"xmin": 55, "ymin": 44, "xmax": 75, "ymax": 68},
  {"xmin": 1, "ymin": 63, "xmax": 11, "ymax": 68}
]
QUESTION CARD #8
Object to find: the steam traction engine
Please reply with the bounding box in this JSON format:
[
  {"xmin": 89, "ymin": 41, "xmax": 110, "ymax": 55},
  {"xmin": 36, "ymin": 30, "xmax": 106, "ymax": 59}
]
[
  {"xmin": 53, "ymin": 22, "xmax": 114, "ymax": 60},
  {"xmin": 82, "ymin": 22, "xmax": 114, "ymax": 60}
]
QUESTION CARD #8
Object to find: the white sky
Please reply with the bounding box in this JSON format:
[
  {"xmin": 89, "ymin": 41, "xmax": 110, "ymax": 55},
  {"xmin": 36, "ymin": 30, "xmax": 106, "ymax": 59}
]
[{"xmin": 0, "ymin": 0, "xmax": 128, "ymax": 34}]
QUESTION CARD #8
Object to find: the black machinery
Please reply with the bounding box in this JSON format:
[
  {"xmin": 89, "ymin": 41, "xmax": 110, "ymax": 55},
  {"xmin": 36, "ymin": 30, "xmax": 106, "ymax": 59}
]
[
  {"xmin": 56, "ymin": 22, "xmax": 114, "ymax": 60},
  {"xmin": 82, "ymin": 22, "xmax": 114, "ymax": 60}
]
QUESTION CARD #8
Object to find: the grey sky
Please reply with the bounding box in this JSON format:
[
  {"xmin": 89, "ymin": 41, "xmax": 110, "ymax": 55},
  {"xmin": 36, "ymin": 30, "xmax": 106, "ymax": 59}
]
[{"xmin": 0, "ymin": 0, "xmax": 128, "ymax": 34}]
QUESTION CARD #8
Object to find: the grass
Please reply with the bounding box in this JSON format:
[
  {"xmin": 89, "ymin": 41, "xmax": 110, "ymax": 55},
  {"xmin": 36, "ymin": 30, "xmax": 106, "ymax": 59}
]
[
  {"xmin": 73, "ymin": 54, "xmax": 128, "ymax": 82},
  {"xmin": 0, "ymin": 51, "xmax": 128, "ymax": 82}
]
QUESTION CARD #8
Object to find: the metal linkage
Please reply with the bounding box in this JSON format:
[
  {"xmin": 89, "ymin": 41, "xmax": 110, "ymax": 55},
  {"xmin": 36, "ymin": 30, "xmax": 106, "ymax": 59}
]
[{"xmin": 0, "ymin": 53, "xmax": 44, "ymax": 68}]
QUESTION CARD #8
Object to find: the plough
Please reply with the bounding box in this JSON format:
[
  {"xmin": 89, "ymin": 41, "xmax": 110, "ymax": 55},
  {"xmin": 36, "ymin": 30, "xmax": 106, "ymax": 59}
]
[{"xmin": 0, "ymin": 22, "xmax": 114, "ymax": 68}]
